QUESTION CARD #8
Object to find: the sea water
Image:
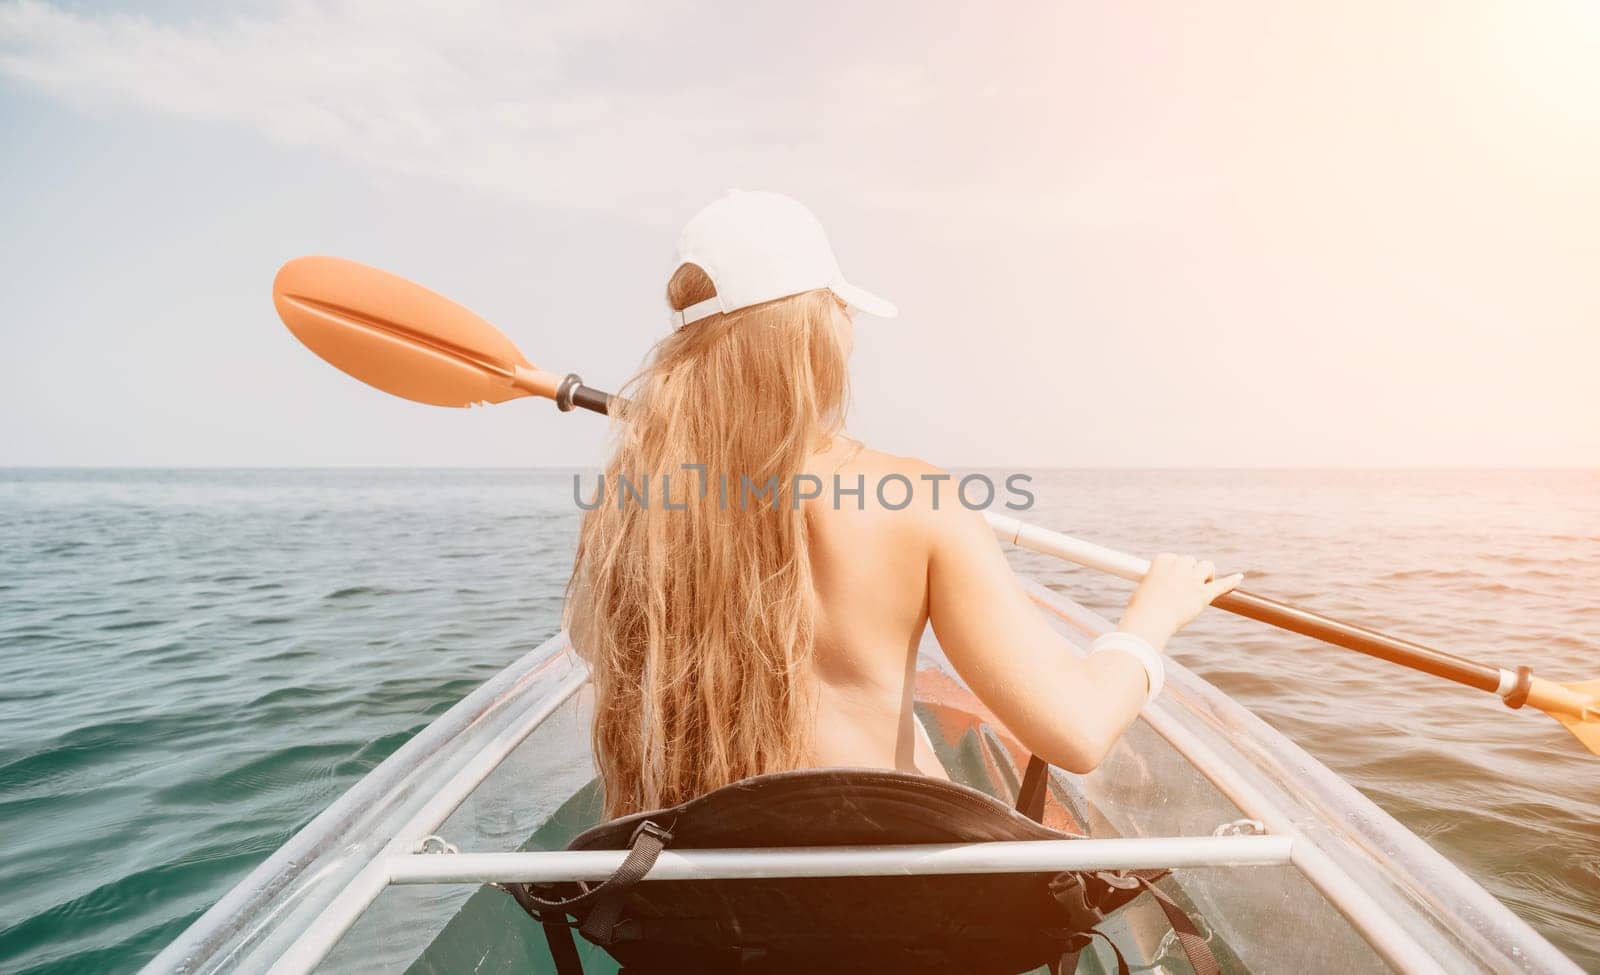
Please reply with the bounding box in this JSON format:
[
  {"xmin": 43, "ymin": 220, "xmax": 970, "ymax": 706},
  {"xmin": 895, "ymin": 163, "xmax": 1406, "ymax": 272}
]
[{"xmin": 1, "ymin": 468, "xmax": 1596, "ymax": 972}]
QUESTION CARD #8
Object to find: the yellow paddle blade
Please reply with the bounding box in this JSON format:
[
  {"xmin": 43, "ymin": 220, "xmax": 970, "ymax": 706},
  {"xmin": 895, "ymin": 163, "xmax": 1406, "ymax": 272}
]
[
  {"xmin": 273, "ymin": 256, "xmax": 548, "ymax": 408},
  {"xmin": 1548, "ymin": 679, "xmax": 1600, "ymax": 756}
]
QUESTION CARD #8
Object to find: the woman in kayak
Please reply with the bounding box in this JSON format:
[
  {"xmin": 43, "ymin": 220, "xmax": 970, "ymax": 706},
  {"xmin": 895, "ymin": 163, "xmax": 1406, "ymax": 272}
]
[{"xmin": 568, "ymin": 191, "xmax": 1242, "ymax": 817}]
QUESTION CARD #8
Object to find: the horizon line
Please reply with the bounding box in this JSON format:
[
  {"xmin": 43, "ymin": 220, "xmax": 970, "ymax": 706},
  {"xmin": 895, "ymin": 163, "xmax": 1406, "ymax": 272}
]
[{"xmin": 2, "ymin": 465, "xmax": 1597, "ymax": 473}]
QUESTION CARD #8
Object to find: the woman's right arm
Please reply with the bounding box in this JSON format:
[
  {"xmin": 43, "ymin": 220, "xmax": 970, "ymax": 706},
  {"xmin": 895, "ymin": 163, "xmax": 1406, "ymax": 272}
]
[{"xmin": 924, "ymin": 502, "xmax": 1239, "ymax": 774}]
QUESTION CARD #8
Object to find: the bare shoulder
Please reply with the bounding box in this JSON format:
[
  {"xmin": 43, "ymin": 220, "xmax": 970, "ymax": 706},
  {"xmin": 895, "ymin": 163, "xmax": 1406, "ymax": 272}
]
[
  {"xmin": 846, "ymin": 445, "xmax": 940, "ymax": 482},
  {"xmin": 824, "ymin": 446, "xmax": 991, "ymax": 539}
]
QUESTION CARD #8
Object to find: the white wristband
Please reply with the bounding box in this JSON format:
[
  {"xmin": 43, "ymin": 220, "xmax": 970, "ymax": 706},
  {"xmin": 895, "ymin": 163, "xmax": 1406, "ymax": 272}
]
[{"xmin": 1089, "ymin": 631, "xmax": 1165, "ymax": 704}]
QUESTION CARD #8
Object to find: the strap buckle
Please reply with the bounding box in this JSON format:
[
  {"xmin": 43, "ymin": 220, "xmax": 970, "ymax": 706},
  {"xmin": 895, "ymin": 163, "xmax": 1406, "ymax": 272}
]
[{"xmin": 629, "ymin": 819, "xmax": 673, "ymax": 848}]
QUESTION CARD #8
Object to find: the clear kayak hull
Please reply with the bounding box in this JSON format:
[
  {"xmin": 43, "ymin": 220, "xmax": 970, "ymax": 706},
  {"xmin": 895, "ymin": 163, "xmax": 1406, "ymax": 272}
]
[{"xmin": 144, "ymin": 580, "xmax": 1582, "ymax": 975}]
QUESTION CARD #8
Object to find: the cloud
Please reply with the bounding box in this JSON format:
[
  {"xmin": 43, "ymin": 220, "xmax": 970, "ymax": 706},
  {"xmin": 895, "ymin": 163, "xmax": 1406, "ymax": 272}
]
[
  {"xmin": 0, "ymin": 2, "xmax": 675, "ymax": 208},
  {"xmin": 0, "ymin": 1, "xmax": 977, "ymax": 221},
  {"xmin": 0, "ymin": 0, "xmax": 1142, "ymax": 232},
  {"xmin": 0, "ymin": 4, "xmax": 711, "ymax": 211}
]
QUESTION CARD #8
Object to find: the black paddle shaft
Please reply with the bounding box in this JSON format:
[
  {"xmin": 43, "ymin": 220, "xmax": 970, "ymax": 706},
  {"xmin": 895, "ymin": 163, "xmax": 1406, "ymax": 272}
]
[
  {"xmin": 563, "ymin": 380, "xmax": 1508, "ymax": 696},
  {"xmin": 1214, "ymin": 588, "xmax": 1505, "ymax": 693},
  {"xmin": 554, "ymin": 374, "xmax": 619, "ymax": 416}
]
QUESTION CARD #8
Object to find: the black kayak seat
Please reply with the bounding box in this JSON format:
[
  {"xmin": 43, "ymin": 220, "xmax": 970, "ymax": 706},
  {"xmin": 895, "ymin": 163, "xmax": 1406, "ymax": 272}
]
[{"xmin": 503, "ymin": 764, "xmax": 1218, "ymax": 975}]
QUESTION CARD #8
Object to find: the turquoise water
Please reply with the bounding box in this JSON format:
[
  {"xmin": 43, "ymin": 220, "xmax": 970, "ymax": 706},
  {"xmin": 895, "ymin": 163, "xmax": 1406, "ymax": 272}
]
[{"xmin": 1, "ymin": 468, "xmax": 1597, "ymax": 972}]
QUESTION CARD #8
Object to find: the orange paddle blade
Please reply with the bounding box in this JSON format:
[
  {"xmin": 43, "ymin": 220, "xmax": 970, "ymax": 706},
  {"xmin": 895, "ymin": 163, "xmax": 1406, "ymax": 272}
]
[
  {"xmin": 1550, "ymin": 679, "xmax": 1600, "ymax": 756},
  {"xmin": 273, "ymin": 256, "xmax": 559, "ymax": 408}
]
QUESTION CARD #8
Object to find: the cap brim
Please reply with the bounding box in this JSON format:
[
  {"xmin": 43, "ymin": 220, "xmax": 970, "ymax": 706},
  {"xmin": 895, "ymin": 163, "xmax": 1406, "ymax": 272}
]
[{"xmin": 830, "ymin": 279, "xmax": 898, "ymax": 319}]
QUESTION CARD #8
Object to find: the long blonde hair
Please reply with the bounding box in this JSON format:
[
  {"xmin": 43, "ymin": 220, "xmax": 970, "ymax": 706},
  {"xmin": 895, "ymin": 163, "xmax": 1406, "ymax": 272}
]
[{"xmin": 566, "ymin": 264, "xmax": 850, "ymax": 818}]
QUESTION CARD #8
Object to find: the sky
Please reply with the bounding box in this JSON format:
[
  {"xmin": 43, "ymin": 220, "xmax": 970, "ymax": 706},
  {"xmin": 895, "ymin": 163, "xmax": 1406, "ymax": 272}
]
[{"xmin": 1, "ymin": 0, "xmax": 1597, "ymax": 468}]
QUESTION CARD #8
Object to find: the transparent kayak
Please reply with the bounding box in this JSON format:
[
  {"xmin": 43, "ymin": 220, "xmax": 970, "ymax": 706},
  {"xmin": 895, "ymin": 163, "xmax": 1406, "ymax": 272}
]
[{"xmin": 143, "ymin": 580, "xmax": 1582, "ymax": 975}]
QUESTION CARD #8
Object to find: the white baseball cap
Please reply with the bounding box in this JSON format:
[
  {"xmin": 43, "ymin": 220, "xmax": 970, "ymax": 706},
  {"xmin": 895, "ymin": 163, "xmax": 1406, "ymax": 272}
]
[{"xmin": 671, "ymin": 190, "xmax": 898, "ymax": 328}]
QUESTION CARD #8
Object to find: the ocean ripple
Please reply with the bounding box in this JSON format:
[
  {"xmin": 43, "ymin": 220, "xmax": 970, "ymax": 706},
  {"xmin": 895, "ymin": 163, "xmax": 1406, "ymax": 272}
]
[{"xmin": 0, "ymin": 467, "xmax": 1595, "ymax": 972}]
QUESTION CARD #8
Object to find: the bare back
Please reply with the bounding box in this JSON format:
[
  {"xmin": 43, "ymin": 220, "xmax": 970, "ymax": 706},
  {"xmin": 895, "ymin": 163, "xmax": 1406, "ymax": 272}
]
[
  {"xmin": 801, "ymin": 439, "xmax": 1159, "ymax": 782},
  {"xmin": 802, "ymin": 440, "xmax": 947, "ymax": 777}
]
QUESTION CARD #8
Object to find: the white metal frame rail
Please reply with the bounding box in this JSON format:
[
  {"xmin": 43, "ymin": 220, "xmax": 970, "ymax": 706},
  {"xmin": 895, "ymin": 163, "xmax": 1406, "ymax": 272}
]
[{"xmin": 387, "ymin": 835, "xmax": 1294, "ymax": 885}]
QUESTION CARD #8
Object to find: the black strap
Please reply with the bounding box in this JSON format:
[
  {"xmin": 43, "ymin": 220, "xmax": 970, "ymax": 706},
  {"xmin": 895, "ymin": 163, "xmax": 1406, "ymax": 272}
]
[
  {"xmin": 1134, "ymin": 876, "xmax": 1219, "ymax": 975},
  {"xmin": 1503, "ymin": 665, "xmax": 1533, "ymax": 710},
  {"xmin": 511, "ymin": 820, "xmax": 671, "ymax": 919},
  {"xmin": 1017, "ymin": 754, "xmax": 1049, "ymax": 823},
  {"xmin": 577, "ymin": 821, "xmax": 671, "ymax": 943},
  {"xmin": 541, "ymin": 919, "xmax": 584, "ymax": 975},
  {"xmin": 502, "ymin": 883, "xmax": 586, "ymax": 975},
  {"xmin": 502, "ymin": 819, "xmax": 672, "ymax": 971},
  {"xmin": 1056, "ymin": 928, "xmax": 1130, "ymax": 975}
]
